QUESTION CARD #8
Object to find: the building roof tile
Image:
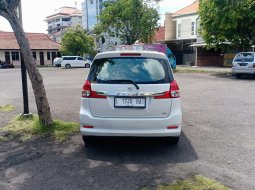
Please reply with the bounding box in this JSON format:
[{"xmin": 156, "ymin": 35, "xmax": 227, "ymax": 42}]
[
  {"xmin": 46, "ymin": 6, "xmax": 82, "ymax": 19},
  {"xmin": 174, "ymin": 1, "xmax": 199, "ymax": 16},
  {"xmin": 0, "ymin": 32, "xmax": 60, "ymax": 50}
]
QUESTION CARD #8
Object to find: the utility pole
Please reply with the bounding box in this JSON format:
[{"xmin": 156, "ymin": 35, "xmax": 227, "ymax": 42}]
[{"xmin": 18, "ymin": 1, "xmax": 31, "ymax": 116}]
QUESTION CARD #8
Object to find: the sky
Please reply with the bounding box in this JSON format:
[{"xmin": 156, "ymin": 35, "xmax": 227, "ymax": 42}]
[{"xmin": 0, "ymin": 0, "xmax": 195, "ymax": 33}]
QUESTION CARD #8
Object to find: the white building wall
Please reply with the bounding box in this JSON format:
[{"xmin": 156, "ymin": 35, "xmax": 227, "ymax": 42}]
[
  {"xmin": 175, "ymin": 14, "xmax": 199, "ymax": 39},
  {"xmin": 0, "ymin": 51, "xmax": 4, "ymax": 62},
  {"xmin": 70, "ymin": 16, "xmax": 82, "ymax": 27},
  {"xmin": 0, "ymin": 50, "xmax": 59, "ymax": 66}
]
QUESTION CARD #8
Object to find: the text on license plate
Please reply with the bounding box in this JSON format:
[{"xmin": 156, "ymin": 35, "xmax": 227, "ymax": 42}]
[{"xmin": 114, "ymin": 97, "xmax": 146, "ymax": 108}]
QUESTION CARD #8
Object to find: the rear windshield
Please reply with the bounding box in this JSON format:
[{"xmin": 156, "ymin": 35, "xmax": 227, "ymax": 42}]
[
  {"xmin": 234, "ymin": 53, "xmax": 254, "ymax": 62},
  {"xmin": 88, "ymin": 57, "xmax": 173, "ymax": 84}
]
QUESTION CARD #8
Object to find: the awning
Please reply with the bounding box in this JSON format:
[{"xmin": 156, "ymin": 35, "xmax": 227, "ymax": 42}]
[{"xmin": 189, "ymin": 43, "xmax": 207, "ymax": 47}]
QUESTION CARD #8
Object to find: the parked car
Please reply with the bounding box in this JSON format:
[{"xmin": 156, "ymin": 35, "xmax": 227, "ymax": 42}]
[
  {"xmin": 232, "ymin": 52, "xmax": 255, "ymax": 78},
  {"xmin": 61, "ymin": 56, "xmax": 91, "ymax": 68},
  {"xmin": 0, "ymin": 62, "xmax": 14, "ymax": 69},
  {"xmin": 53, "ymin": 57, "xmax": 62, "ymax": 67},
  {"xmin": 80, "ymin": 51, "xmax": 182, "ymax": 144}
]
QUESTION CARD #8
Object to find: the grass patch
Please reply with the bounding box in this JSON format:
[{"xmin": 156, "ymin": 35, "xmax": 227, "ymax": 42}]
[
  {"xmin": 174, "ymin": 67, "xmax": 231, "ymax": 74},
  {"xmin": 1, "ymin": 115, "xmax": 79, "ymax": 142},
  {"xmin": 141, "ymin": 175, "xmax": 231, "ymax": 190},
  {"xmin": 0, "ymin": 136, "xmax": 7, "ymax": 142},
  {"xmin": 174, "ymin": 68, "xmax": 212, "ymax": 73},
  {"xmin": 0, "ymin": 104, "xmax": 15, "ymax": 112}
]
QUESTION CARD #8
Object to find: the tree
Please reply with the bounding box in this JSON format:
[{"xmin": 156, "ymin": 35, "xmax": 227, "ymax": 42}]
[
  {"xmin": 95, "ymin": 0, "xmax": 160, "ymax": 45},
  {"xmin": 199, "ymin": 0, "xmax": 255, "ymax": 51},
  {"xmin": 60, "ymin": 26, "xmax": 95, "ymax": 56},
  {"xmin": 0, "ymin": 0, "xmax": 53, "ymax": 127}
]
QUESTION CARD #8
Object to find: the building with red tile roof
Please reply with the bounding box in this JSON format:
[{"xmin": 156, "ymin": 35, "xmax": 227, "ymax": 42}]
[
  {"xmin": 45, "ymin": 6, "xmax": 82, "ymax": 42},
  {"xmin": 0, "ymin": 32, "xmax": 60, "ymax": 66},
  {"xmin": 173, "ymin": 0, "xmax": 199, "ymax": 16}
]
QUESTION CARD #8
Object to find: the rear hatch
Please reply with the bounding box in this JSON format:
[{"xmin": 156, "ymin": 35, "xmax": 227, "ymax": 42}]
[
  {"xmin": 233, "ymin": 52, "xmax": 255, "ymax": 68},
  {"xmin": 85, "ymin": 53, "xmax": 175, "ymax": 118}
]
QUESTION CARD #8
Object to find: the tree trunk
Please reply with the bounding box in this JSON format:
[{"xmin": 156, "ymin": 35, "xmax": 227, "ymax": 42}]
[{"xmin": 4, "ymin": 9, "xmax": 53, "ymax": 127}]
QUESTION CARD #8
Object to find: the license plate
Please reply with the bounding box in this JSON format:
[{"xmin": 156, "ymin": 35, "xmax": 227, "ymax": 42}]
[
  {"xmin": 239, "ymin": 63, "xmax": 248, "ymax": 66},
  {"xmin": 114, "ymin": 97, "xmax": 146, "ymax": 108}
]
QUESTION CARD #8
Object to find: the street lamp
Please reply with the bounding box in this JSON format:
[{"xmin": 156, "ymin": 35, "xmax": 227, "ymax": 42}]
[{"xmin": 18, "ymin": 1, "xmax": 31, "ymax": 116}]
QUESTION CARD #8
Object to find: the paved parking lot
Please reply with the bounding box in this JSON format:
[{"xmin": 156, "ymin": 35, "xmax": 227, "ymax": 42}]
[{"xmin": 0, "ymin": 68, "xmax": 255, "ymax": 190}]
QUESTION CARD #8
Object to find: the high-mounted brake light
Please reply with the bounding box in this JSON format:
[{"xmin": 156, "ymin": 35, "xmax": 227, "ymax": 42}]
[
  {"xmin": 81, "ymin": 80, "xmax": 107, "ymax": 99},
  {"xmin": 120, "ymin": 53, "xmax": 141, "ymax": 56},
  {"xmin": 154, "ymin": 80, "xmax": 180, "ymax": 99}
]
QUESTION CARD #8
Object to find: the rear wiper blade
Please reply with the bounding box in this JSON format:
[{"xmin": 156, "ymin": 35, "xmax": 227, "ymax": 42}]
[{"xmin": 106, "ymin": 80, "xmax": 139, "ymax": 90}]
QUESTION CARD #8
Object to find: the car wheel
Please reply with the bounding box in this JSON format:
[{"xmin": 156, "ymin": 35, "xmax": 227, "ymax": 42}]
[
  {"xmin": 82, "ymin": 136, "xmax": 94, "ymax": 144},
  {"xmin": 235, "ymin": 74, "xmax": 242, "ymax": 79},
  {"xmin": 85, "ymin": 63, "xmax": 90, "ymax": 68},
  {"xmin": 167, "ymin": 136, "xmax": 179, "ymax": 145},
  {"xmin": 65, "ymin": 64, "xmax": 71, "ymax": 69}
]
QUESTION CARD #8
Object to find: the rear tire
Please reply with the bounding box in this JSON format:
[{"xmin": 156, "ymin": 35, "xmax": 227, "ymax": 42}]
[
  {"xmin": 168, "ymin": 136, "xmax": 179, "ymax": 145},
  {"xmin": 235, "ymin": 74, "xmax": 242, "ymax": 79},
  {"xmin": 82, "ymin": 136, "xmax": 94, "ymax": 145},
  {"xmin": 85, "ymin": 63, "xmax": 90, "ymax": 68},
  {"xmin": 65, "ymin": 64, "xmax": 71, "ymax": 69}
]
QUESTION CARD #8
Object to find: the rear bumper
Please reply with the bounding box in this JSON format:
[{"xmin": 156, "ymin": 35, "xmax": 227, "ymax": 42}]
[
  {"xmin": 80, "ymin": 99, "xmax": 182, "ymax": 137},
  {"xmin": 232, "ymin": 67, "xmax": 255, "ymax": 74}
]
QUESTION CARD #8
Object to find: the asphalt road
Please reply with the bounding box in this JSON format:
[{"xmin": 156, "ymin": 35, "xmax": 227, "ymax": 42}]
[{"xmin": 0, "ymin": 68, "xmax": 255, "ymax": 190}]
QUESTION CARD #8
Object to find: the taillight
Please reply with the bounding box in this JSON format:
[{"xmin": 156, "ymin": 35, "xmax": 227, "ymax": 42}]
[
  {"xmin": 253, "ymin": 63, "xmax": 255, "ymax": 68},
  {"xmin": 170, "ymin": 80, "xmax": 180, "ymax": 98},
  {"xmin": 81, "ymin": 80, "xmax": 107, "ymax": 99},
  {"xmin": 154, "ymin": 80, "xmax": 180, "ymax": 99}
]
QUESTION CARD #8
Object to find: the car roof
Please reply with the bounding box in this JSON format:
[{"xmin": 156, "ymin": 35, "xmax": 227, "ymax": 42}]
[
  {"xmin": 62, "ymin": 56, "xmax": 80, "ymax": 57},
  {"xmin": 94, "ymin": 50, "xmax": 167, "ymax": 60},
  {"xmin": 237, "ymin": 52, "xmax": 254, "ymax": 54}
]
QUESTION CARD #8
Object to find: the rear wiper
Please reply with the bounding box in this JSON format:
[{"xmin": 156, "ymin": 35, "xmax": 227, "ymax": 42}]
[{"xmin": 106, "ymin": 80, "xmax": 139, "ymax": 90}]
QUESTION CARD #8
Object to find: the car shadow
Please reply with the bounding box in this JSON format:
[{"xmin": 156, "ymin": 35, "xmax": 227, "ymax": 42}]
[
  {"xmin": 0, "ymin": 132, "xmax": 198, "ymax": 190},
  {"xmin": 83, "ymin": 132, "xmax": 198, "ymax": 165},
  {"xmin": 211, "ymin": 73, "xmax": 255, "ymax": 80}
]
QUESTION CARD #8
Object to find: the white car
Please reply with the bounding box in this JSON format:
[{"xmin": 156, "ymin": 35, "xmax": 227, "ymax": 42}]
[
  {"xmin": 61, "ymin": 56, "xmax": 91, "ymax": 68},
  {"xmin": 79, "ymin": 51, "xmax": 182, "ymax": 144},
  {"xmin": 53, "ymin": 57, "xmax": 62, "ymax": 67},
  {"xmin": 232, "ymin": 52, "xmax": 255, "ymax": 78}
]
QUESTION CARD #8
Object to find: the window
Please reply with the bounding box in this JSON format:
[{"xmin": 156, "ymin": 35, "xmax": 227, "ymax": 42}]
[
  {"xmin": 47, "ymin": 52, "xmax": 51, "ymax": 60},
  {"xmin": 32, "ymin": 52, "xmax": 37, "ymax": 60},
  {"xmin": 11, "ymin": 52, "xmax": 19, "ymax": 61},
  {"xmin": 56, "ymin": 18, "xmax": 60, "ymax": 22},
  {"xmin": 191, "ymin": 21, "xmax": 195, "ymax": 35},
  {"xmin": 48, "ymin": 21, "xmax": 52, "ymax": 24},
  {"xmin": 177, "ymin": 23, "xmax": 181, "ymax": 38},
  {"xmin": 196, "ymin": 20, "xmax": 200, "ymax": 35},
  {"xmin": 63, "ymin": 56, "xmax": 77, "ymax": 60},
  {"xmin": 234, "ymin": 53, "xmax": 254, "ymax": 62},
  {"xmin": 62, "ymin": 17, "xmax": 71, "ymax": 22},
  {"xmin": 78, "ymin": 57, "xmax": 84, "ymax": 60},
  {"xmin": 91, "ymin": 58, "xmax": 171, "ymax": 84}
]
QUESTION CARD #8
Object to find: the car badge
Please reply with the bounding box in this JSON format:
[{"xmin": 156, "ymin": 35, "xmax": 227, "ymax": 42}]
[{"xmin": 127, "ymin": 86, "xmax": 133, "ymax": 92}]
